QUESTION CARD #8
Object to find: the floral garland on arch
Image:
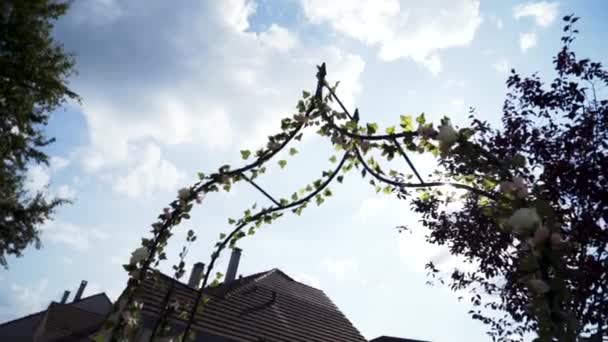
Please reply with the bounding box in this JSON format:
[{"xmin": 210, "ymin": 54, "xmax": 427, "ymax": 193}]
[{"xmin": 94, "ymin": 16, "xmax": 606, "ymax": 342}]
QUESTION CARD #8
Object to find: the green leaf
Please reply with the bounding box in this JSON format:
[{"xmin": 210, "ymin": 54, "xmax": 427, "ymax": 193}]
[
  {"xmin": 228, "ymin": 218, "xmax": 235, "ymax": 225},
  {"xmin": 289, "ymin": 148, "xmax": 298, "ymax": 156},
  {"xmin": 323, "ymin": 188, "xmax": 332, "ymax": 197},
  {"xmin": 366, "ymin": 122, "xmax": 378, "ymax": 134},
  {"xmin": 383, "ymin": 186, "xmax": 392, "ymax": 194},
  {"xmin": 240, "ymin": 150, "xmax": 251, "ymax": 160},
  {"xmin": 297, "ymin": 100, "xmax": 306, "ymax": 112},
  {"xmin": 302, "ymin": 90, "xmax": 310, "ymax": 99},
  {"xmin": 280, "ymin": 198, "xmax": 289, "ymax": 206},
  {"xmin": 197, "ymin": 172, "xmax": 206, "ymax": 180},
  {"xmin": 385, "ymin": 126, "xmax": 396, "ymax": 135},
  {"xmin": 313, "ymin": 179, "xmax": 322, "ymax": 189},
  {"xmin": 416, "ymin": 113, "xmax": 426, "ymax": 125},
  {"xmin": 315, "ymin": 195, "xmax": 325, "ymax": 206},
  {"xmin": 337, "ymin": 175, "xmax": 344, "ymax": 183},
  {"xmin": 329, "ymin": 155, "xmax": 337, "ymax": 163},
  {"xmin": 419, "ymin": 192, "xmax": 430, "ymax": 201},
  {"xmin": 278, "ymin": 160, "xmax": 287, "ymax": 168},
  {"xmin": 400, "ymin": 115, "xmax": 413, "ymax": 131}
]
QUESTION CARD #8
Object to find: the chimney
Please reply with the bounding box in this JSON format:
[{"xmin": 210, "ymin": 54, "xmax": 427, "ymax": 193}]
[
  {"xmin": 188, "ymin": 262, "xmax": 205, "ymax": 288},
  {"xmin": 73, "ymin": 280, "xmax": 87, "ymax": 302},
  {"xmin": 60, "ymin": 290, "xmax": 70, "ymax": 304},
  {"xmin": 225, "ymin": 248, "xmax": 242, "ymax": 283}
]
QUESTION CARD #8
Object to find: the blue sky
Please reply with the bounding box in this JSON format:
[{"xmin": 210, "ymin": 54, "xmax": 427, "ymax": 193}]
[{"xmin": 1, "ymin": 1, "xmax": 607, "ymax": 341}]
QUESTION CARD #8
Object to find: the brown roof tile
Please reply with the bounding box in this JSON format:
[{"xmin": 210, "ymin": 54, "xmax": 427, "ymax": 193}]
[{"xmin": 137, "ymin": 268, "xmax": 367, "ymax": 342}]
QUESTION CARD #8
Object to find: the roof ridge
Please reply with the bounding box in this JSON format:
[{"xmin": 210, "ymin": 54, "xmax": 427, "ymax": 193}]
[
  {"xmin": 255, "ymin": 268, "xmax": 324, "ymax": 292},
  {"xmin": 48, "ymin": 302, "xmax": 105, "ymax": 318},
  {"xmin": 72, "ymin": 292, "xmax": 112, "ymax": 305}
]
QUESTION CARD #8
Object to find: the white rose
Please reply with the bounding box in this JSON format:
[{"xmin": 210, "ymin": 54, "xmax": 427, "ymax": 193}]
[
  {"xmin": 507, "ymin": 208, "xmax": 541, "ymax": 235},
  {"xmin": 436, "ymin": 122, "xmax": 459, "ymax": 145},
  {"xmin": 130, "ymin": 247, "xmax": 149, "ymax": 265}
]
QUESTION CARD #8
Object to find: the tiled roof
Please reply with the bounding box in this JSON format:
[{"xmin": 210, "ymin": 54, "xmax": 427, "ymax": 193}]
[
  {"xmin": 137, "ymin": 268, "xmax": 368, "ymax": 342},
  {"xmin": 36, "ymin": 302, "xmax": 106, "ymax": 341},
  {"xmin": 0, "ymin": 293, "xmax": 112, "ymax": 342},
  {"xmin": 369, "ymin": 336, "xmax": 430, "ymax": 342}
]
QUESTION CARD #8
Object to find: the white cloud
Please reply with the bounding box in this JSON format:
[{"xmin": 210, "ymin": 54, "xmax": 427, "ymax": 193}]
[
  {"xmin": 519, "ymin": 32, "xmax": 537, "ymax": 52},
  {"xmin": 62, "ymin": 256, "xmax": 74, "ymax": 265},
  {"xmin": 114, "ymin": 143, "xmax": 186, "ymax": 198},
  {"xmin": 443, "ymin": 79, "xmax": 467, "ymax": 89},
  {"xmin": 355, "ymin": 197, "xmax": 391, "ymax": 223},
  {"xmin": 55, "ymin": 184, "xmax": 77, "ymax": 200},
  {"xmin": 492, "ymin": 58, "xmax": 510, "ymax": 74},
  {"xmin": 25, "ymin": 164, "xmax": 51, "ymax": 193},
  {"xmin": 451, "ymin": 98, "xmax": 465, "ymax": 113},
  {"xmin": 61, "ymin": 1, "xmax": 364, "ymax": 178},
  {"xmin": 10, "ymin": 279, "xmax": 49, "ymax": 317},
  {"xmin": 40, "ymin": 220, "xmax": 110, "ymax": 252},
  {"xmin": 322, "ymin": 257, "xmax": 359, "ymax": 281},
  {"xmin": 258, "ymin": 24, "xmax": 297, "ymax": 53},
  {"xmin": 397, "ymin": 224, "xmax": 475, "ymax": 275},
  {"xmin": 25, "ymin": 156, "xmax": 72, "ymax": 195},
  {"xmin": 293, "ymin": 273, "xmax": 321, "ymax": 288},
  {"xmin": 353, "ymin": 190, "xmax": 475, "ymax": 276},
  {"xmin": 488, "ymin": 15, "xmax": 504, "ymax": 30},
  {"xmin": 218, "ymin": 0, "xmax": 257, "ymax": 32},
  {"xmin": 513, "ymin": 1, "xmax": 559, "ymax": 28},
  {"xmin": 50, "ymin": 156, "xmax": 70, "ymax": 172},
  {"xmin": 299, "ymin": 0, "xmax": 482, "ymax": 73}
]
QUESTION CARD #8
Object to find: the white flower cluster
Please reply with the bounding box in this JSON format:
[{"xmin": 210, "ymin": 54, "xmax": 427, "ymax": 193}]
[
  {"xmin": 129, "ymin": 247, "xmax": 149, "ymax": 265},
  {"xmin": 437, "ymin": 121, "xmax": 459, "ymax": 145}
]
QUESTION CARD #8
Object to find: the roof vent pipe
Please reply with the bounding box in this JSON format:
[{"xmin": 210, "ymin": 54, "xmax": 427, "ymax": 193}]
[
  {"xmin": 188, "ymin": 262, "xmax": 205, "ymax": 288},
  {"xmin": 60, "ymin": 290, "xmax": 70, "ymax": 304},
  {"xmin": 73, "ymin": 280, "xmax": 87, "ymax": 302},
  {"xmin": 225, "ymin": 248, "xmax": 242, "ymax": 283}
]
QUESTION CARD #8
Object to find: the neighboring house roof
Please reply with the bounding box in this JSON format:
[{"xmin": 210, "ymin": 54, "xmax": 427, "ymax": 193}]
[
  {"xmin": 34, "ymin": 302, "xmax": 106, "ymax": 341},
  {"xmin": 2, "ymin": 270, "xmax": 426, "ymax": 342},
  {"xmin": 136, "ymin": 268, "xmax": 368, "ymax": 342},
  {"xmin": 369, "ymin": 336, "xmax": 430, "ymax": 342},
  {"xmin": 0, "ymin": 293, "xmax": 112, "ymax": 342}
]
